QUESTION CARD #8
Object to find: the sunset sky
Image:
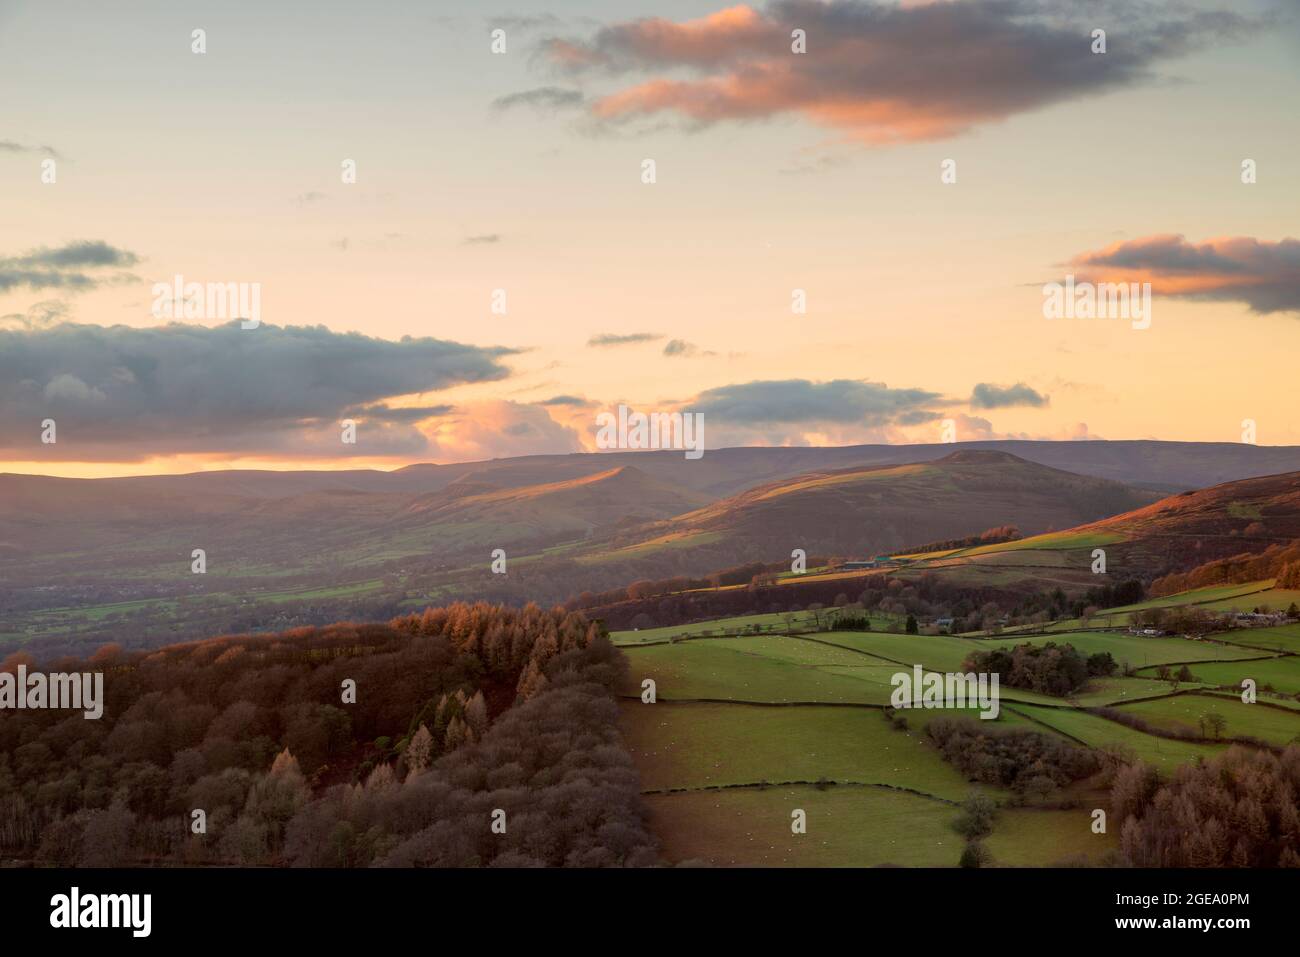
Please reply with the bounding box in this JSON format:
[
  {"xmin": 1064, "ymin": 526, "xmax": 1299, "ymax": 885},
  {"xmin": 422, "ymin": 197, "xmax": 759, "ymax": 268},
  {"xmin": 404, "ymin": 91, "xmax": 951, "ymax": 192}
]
[{"xmin": 2, "ymin": 0, "xmax": 1299, "ymax": 477}]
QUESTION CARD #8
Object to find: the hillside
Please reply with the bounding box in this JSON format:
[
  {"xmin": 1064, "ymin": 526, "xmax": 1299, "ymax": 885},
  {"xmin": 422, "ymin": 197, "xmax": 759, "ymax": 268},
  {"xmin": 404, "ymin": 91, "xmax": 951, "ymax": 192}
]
[
  {"xmin": 0, "ymin": 464, "xmax": 707, "ymax": 587},
  {"xmin": 588, "ymin": 451, "xmax": 1162, "ymax": 572},
  {"xmin": 395, "ymin": 465, "xmax": 711, "ymax": 547},
  {"xmin": 0, "ymin": 603, "xmax": 657, "ymax": 868},
  {"xmin": 4, "ymin": 444, "xmax": 1297, "ymax": 654},
  {"xmin": 908, "ymin": 468, "xmax": 1300, "ymax": 588}
]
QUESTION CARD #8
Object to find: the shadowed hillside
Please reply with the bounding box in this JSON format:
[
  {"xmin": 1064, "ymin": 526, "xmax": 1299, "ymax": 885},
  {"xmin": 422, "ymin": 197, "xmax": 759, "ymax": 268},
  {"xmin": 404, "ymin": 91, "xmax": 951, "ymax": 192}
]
[{"xmin": 586, "ymin": 451, "xmax": 1162, "ymax": 572}]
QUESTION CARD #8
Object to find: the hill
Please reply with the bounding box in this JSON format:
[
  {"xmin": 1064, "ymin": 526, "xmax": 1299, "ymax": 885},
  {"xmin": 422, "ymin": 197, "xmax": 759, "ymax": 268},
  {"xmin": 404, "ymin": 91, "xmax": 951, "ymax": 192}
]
[
  {"xmin": 5, "ymin": 442, "xmax": 1298, "ymax": 653},
  {"xmin": 905, "ymin": 468, "xmax": 1300, "ymax": 590},
  {"xmin": 586, "ymin": 451, "xmax": 1162, "ymax": 573}
]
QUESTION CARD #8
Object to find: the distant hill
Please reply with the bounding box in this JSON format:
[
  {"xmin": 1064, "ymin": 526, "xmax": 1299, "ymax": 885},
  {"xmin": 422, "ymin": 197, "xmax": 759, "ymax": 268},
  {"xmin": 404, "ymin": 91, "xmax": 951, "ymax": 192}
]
[
  {"xmin": 908, "ymin": 467, "xmax": 1300, "ymax": 587},
  {"xmin": 392, "ymin": 465, "xmax": 711, "ymax": 550},
  {"xmin": 6, "ymin": 441, "xmax": 1300, "ymax": 652},
  {"xmin": 8, "ymin": 438, "xmax": 1300, "ymax": 505},
  {"xmin": 392, "ymin": 439, "xmax": 1300, "ymax": 495},
  {"xmin": 582, "ymin": 450, "xmax": 1163, "ymax": 572},
  {"xmin": 0, "ymin": 464, "xmax": 707, "ymax": 587}
]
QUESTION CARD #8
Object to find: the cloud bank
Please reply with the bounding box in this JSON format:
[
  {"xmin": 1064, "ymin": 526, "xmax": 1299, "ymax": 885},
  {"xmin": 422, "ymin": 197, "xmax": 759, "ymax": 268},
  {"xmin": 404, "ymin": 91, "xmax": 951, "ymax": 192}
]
[
  {"xmin": 541, "ymin": 0, "xmax": 1253, "ymax": 144},
  {"xmin": 0, "ymin": 321, "xmax": 516, "ymax": 460},
  {"xmin": 1070, "ymin": 234, "xmax": 1300, "ymax": 314}
]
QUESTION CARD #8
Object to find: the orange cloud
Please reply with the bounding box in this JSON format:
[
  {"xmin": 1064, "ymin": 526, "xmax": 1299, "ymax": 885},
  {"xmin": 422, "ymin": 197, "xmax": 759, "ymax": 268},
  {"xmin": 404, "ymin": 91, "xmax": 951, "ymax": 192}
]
[
  {"xmin": 545, "ymin": 0, "xmax": 1255, "ymax": 145},
  {"xmin": 1070, "ymin": 234, "xmax": 1300, "ymax": 313}
]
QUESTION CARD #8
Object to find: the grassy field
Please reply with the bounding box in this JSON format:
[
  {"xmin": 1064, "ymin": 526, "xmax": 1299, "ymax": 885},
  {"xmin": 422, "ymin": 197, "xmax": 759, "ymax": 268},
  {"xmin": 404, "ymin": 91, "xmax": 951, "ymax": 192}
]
[
  {"xmin": 954, "ymin": 529, "xmax": 1127, "ymax": 557},
  {"xmin": 813, "ymin": 630, "xmax": 981, "ymax": 671},
  {"xmin": 1008, "ymin": 704, "xmax": 1226, "ymax": 768},
  {"xmin": 984, "ymin": 808, "xmax": 1118, "ymax": 866},
  {"xmin": 1200, "ymin": 588, "xmax": 1300, "ymax": 613},
  {"xmin": 1105, "ymin": 581, "xmax": 1274, "ymax": 614},
  {"xmin": 1114, "ymin": 693, "xmax": 1300, "ymax": 746},
  {"xmin": 619, "ymin": 637, "xmax": 898, "ymax": 703},
  {"xmin": 1065, "ymin": 676, "xmax": 1211, "ymax": 707},
  {"xmin": 1216, "ymin": 623, "xmax": 1300, "ymax": 654},
  {"xmin": 619, "ymin": 700, "xmax": 997, "ymax": 801},
  {"xmin": 613, "ymin": 598, "xmax": 1300, "ymax": 866},
  {"xmin": 644, "ymin": 785, "xmax": 963, "ymax": 867},
  {"xmin": 977, "ymin": 630, "xmax": 1263, "ymax": 668},
  {"xmin": 1142, "ymin": 657, "xmax": 1300, "ymax": 696},
  {"xmin": 610, "ymin": 610, "xmax": 899, "ymax": 645}
]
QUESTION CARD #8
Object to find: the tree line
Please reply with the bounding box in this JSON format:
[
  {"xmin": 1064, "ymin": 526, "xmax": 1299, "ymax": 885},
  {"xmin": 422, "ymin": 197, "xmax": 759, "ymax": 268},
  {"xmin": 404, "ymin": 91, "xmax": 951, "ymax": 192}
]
[
  {"xmin": 1113, "ymin": 746, "xmax": 1300, "ymax": 867},
  {"xmin": 0, "ymin": 602, "xmax": 657, "ymax": 867}
]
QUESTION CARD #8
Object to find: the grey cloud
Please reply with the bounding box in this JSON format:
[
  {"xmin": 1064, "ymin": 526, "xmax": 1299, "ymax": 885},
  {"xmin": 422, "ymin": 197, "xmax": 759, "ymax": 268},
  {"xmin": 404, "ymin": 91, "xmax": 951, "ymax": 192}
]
[
  {"xmin": 0, "ymin": 300, "xmax": 70, "ymax": 331},
  {"xmin": 896, "ymin": 409, "xmax": 944, "ymax": 426},
  {"xmin": 0, "ymin": 140, "xmax": 63, "ymax": 159},
  {"xmin": 547, "ymin": 0, "xmax": 1259, "ymax": 143},
  {"xmin": 1071, "ymin": 234, "xmax": 1300, "ymax": 314},
  {"xmin": 492, "ymin": 86, "xmax": 587, "ymax": 112},
  {"xmin": 463, "ymin": 234, "xmax": 501, "ymax": 245},
  {"xmin": 689, "ymin": 378, "xmax": 944, "ymax": 426},
  {"xmin": 970, "ymin": 382, "xmax": 1050, "ymax": 409},
  {"xmin": 343, "ymin": 403, "xmax": 456, "ymax": 424},
  {"xmin": 13, "ymin": 241, "xmax": 139, "ymax": 269},
  {"xmin": 0, "ymin": 240, "xmax": 141, "ymax": 293},
  {"xmin": 0, "ymin": 320, "xmax": 516, "ymax": 459},
  {"xmin": 663, "ymin": 339, "xmax": 717, "ymax": 358},
  {"xmin": 587, "ymin": 332, "xmax": 662, "ymax": 347}
]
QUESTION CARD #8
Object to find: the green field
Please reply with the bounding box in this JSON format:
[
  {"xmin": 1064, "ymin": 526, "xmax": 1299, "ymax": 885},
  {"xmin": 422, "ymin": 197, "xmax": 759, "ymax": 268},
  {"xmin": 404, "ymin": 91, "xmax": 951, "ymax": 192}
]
[
  {"xmin": 1216, "ymin": 623, "xmax": 1300, "ymax": 654},
  {"xmin": 985, "ymin": 808, "xmax": 1118, "ymax": 866},
  {"xmin": 620, "ymin": 700, "xmax": 1000, "ymax": 801},
  {"xmin": 620, "ymin": 637, "xmax": 899, "ymax": 703},
  {"xmin": 1007, "ymin": 704, "xmax": 1226, "ymax": 768},
  {"xmin": 814, "ymin": 630, "xmax": 981, "ymax": 671},
  {"xmin": 645, "ymin": 784, "xmax": 964, "ymax": 867},
  {"xmin": 977, "ymin": 630, "xmax": 1262, "ymax": 668},
  {"xmin": 1142, "ymin": 657, "xmax": 1300, "ymax": 696},
  {"xmin": 955, "ymin": 529, "xmax": 1126, "ymax": 557},
  {"xmin": 1105, "ymin": 581, "xmax": 1274, "ymax": 614},
  {"xmin": 612, "ymin": 610, "xmax": 873, "ymax": 645},
  {"xmin": 1115, "ymin": 694, "xmax": 1300, "ymax": 746},
  {"xmin": 1201, "ymin": 587, "xmax": 1300, "ymax": 613},
  {"xmin": 1065, "ymin": 676, "xmax": 1211, "ymax": 707},
  {"xmin": 613, "ymin": 598, "xmax": 1300, "ymax": 865}
]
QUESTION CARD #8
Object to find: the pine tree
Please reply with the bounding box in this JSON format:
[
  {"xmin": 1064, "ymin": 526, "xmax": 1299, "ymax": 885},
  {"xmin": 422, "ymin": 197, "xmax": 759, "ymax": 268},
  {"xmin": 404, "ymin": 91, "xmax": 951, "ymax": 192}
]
[
  {"xmin": 515, "ymin": 658, "xmax": 549, "ymax": 701},
  {"xmin": 465, "ymin": 690, "xmax": 489, "ymax": 736},
  {"xmin": 406, "ymin": 724, "xmax": 434, "ymax": 774},
  {"xmin": 444, "ymin": 715, "xmax": 469, "ymax": 751},
  {"xmin": 270, "ymin": 748, "xmax": 302, "ymax": 779},
  {"xmin": 365, "ymin": 763, "xmax": 397, "ymax": 793}
]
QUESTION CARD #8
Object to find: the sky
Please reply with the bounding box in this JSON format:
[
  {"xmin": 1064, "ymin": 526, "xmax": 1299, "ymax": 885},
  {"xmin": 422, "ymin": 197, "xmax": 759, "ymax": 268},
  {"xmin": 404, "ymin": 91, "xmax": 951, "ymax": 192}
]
[{"xmin": 1, "ymin": 0, "xmax": 1298, "ymax": 477}]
